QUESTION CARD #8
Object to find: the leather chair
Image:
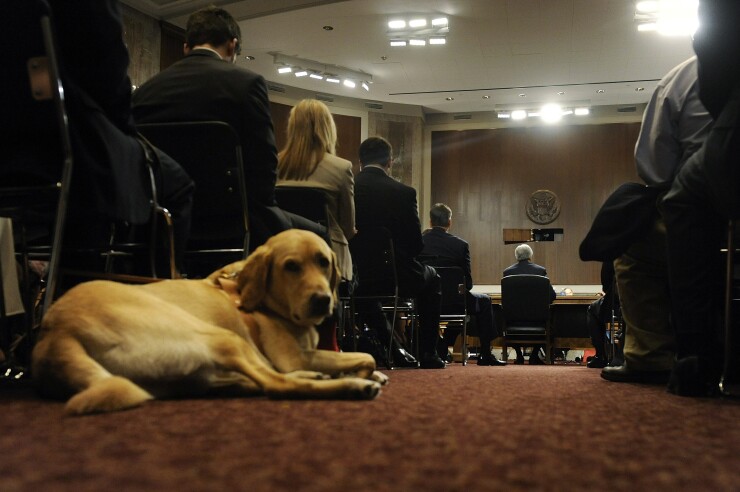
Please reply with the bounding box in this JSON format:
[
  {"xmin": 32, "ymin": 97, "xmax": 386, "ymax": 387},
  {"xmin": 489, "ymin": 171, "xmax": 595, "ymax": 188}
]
[
  {"xmin": 500, "ymin": 274, "xmax": 553, "ymax": 364},
  {"xmin": 137, "ymin": 121, "xmax": 249, "ymax": 277}
]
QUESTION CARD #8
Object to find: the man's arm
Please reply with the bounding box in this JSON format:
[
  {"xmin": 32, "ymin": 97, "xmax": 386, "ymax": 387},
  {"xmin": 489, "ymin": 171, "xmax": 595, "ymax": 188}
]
[{"xmin": 462, "ymin": 242, "xmax": 474, "ymax": 290}]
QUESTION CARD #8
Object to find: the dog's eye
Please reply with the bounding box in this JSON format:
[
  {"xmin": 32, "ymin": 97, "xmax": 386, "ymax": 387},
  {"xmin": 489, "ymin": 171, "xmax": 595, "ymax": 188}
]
[
  {"xmin": 284, "ymin": 260, "xmax": 301, "ymax": 273},
  {"xmin": 317, "ymin": 255, "xmax": 330, "ymax": 269}
]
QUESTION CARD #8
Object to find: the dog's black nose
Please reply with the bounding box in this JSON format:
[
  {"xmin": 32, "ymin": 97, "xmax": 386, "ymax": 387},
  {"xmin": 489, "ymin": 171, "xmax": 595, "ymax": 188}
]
[{"xmin": 309, "ymin": 293, "xmax": 332, "ymax": 316}]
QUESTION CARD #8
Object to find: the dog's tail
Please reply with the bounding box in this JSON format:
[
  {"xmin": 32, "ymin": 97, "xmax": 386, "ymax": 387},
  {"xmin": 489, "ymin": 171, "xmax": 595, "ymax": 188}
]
[{"xmin": 33, "ymin": 335, "xmax": 153, "ymax": 416}]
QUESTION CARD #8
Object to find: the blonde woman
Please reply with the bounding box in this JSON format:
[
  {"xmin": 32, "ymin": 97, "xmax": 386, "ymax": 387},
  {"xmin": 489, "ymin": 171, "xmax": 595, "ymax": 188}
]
[{"xmin": 277, "ymin": 99, "xmax": 356, "ymax": 281}]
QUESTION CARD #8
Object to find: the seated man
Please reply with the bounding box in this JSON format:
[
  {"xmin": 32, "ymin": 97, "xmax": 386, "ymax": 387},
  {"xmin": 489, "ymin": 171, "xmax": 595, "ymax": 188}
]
[
  {"xmin": 503, "ymin": 244, "xmax": 557, "ymax": 364},
  {"xmin": 353, "ymin": 137, "xmax": 445, "ymax": 369},
  {"xmin": 132, "ymin": 6, "xmax": 323, "ymax": 257},
  {"xmin": 421, "ymin": 203, "xmax": 506, "ymax": 366}
]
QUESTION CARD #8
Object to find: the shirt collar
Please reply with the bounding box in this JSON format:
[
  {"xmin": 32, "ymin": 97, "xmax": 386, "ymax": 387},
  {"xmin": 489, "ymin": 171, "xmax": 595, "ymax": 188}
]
[{"xmin": 363, "ymin": 164, "xmax": 388, "ymax": 175}]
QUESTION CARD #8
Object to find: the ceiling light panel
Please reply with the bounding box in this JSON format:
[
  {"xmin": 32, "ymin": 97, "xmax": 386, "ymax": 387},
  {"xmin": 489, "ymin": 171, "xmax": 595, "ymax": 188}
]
[{"xmin": 386, "ymin": 14, "xmax": 449, "ymax": 47}]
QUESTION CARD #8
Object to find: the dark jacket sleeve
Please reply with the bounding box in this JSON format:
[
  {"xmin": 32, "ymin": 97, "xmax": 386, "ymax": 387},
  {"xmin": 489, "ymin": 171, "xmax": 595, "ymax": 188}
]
[{"xmin": 462, "ymin": 242, "xmax": 473, "ymax": 290}]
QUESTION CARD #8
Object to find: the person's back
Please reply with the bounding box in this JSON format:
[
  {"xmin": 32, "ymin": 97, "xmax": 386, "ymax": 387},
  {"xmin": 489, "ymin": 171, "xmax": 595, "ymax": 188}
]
[{"xmin": 132, "ymin": 7, "xmax": 278, "ymax": 213}]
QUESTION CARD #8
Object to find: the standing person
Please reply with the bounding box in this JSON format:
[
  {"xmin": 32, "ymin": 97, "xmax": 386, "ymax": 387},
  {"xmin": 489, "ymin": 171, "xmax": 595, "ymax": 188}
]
[
  {"xmin": 601, "ymin": 56, "xmax": 712, "ymax": 385},
  {"xmin": 132, "ymin": 6, "xmax": 320, "ymax": 251},
  {"xmin": 421, "ymin": 203, "xmax": 506, "ymax": 366},
  {"xmin": 277, "ymin": 99, "xmax": 356, "ymax": 282},
  {"xmin": 661, "ymin": 0, "xmax": 740, "ymax": 396},
  {"xmin": 1, "ymin": 0, "xmax": 195, "ymax": 272},
  {"xmin": 503, "ymin": 244, "xmax": 557, "ymax": 364},
  {"xmin": 353, "ymin": 137, "xmax": 445, "ymax": 369}
]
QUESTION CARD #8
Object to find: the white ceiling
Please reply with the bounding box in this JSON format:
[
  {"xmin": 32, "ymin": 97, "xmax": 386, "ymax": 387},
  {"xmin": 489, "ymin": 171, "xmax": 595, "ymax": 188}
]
[{"xmin": 122, "ymin": 0, "xmax": 695, "ymax": 115}]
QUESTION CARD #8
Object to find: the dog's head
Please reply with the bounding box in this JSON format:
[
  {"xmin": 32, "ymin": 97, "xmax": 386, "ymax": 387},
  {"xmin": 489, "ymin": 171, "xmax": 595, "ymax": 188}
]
[{"xmin": 237, "ymin": 229, "xmax": 340, "ymax": 326}]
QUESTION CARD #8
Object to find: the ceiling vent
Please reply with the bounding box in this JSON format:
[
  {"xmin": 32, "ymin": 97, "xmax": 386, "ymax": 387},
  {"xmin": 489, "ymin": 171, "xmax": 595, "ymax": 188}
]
[
  {"xmin": 267, "ymin": 83, "xmax": 286, "ymax": 93},
  {"xmin": 453, "ymin": 114, "xmax": 473, "ymax": 120},
  {"xmin": 617, "ymin": 106, "xmax": 637, "ymax": 113},
  {"xmin": 365, "ymin": 102, "xmax": 384, "ymax": 110},
  {"xmin": 316, "ymin": 93, "xmax": 334, "ymax": 102}
]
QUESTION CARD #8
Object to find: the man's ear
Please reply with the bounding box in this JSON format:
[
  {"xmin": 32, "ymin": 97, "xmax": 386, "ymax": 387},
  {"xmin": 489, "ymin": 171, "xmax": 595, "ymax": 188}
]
[
  {"xmin": 238, "ymin": 245, "xmax": 272, "ymax": 312},
  {"xmin": 183, "ymin": 42, "xmax": 191, "ymax": 55}
]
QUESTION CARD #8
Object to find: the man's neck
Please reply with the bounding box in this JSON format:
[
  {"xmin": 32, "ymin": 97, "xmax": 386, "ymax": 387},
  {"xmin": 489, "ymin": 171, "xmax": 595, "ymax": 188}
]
[
  {"xmin": 363, "ymin": 164, "xmax": 388, "ymax": 175},
  {"xmin": 191, "ymin": 45, "xmax": 226, "ymax": 60}
]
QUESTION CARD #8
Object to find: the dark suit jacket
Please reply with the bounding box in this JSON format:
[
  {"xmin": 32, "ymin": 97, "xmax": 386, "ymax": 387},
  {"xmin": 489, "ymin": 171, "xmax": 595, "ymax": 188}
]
[
  {"xmin": 3, "ymin": 0, "xmax": 154, "ymax": 225},
  {"xmin": 354, "ymin": 166, "xmax": 426, "ymax": 292},
  {"xmin": 421, "ymin": 227, "xmax": 473, "ymax": 290},
  {"xmin": 503, "ymin": 260, "xmax": 557, "ymax": 302},
  {"xmin": 132, "ymin": 49, "xmax": 279, "ymax": 213}
]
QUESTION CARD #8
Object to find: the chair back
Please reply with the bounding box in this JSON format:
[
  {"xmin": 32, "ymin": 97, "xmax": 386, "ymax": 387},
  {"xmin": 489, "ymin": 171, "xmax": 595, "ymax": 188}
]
[
  {"xmin": 137, "ymin": 121, "xmax": 249, "ymax": 253},
  {"xmin": 501, "ymin": 274, "xmax": 552, "ymax": 327},
  {"xmin": 436, "ymin": 266, "xmax": 467, "ymax": 315},
  {"xmin": 275, "ymin": 186, "xmax": 330, "ymax": 229},
  {"xmin": 1, "ymin": 0, "xmax": 73, "ymax": 318},
  {"xmin": 350, "ymin": 226, "xmax": 398, "ymax": 296}
]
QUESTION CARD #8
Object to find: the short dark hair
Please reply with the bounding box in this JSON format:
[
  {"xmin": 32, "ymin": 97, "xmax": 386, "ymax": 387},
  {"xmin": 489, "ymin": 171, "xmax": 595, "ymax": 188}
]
[
  {"xmin": 186, "ymin": 7, "xmax": 241, "ymax": 55},
  {"xmin": 359, "ymin": 136, "xmax": 392, "ymax": 167},
  {"xmin": 430, "ymin": 203, "xmax": 452, "ymax": 227}
]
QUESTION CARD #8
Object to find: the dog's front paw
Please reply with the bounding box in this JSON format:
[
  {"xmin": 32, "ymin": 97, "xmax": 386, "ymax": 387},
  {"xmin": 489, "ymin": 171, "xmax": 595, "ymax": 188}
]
[
  {"xmin": 370, "ymin": 370, "xmax": 389, "ymax": 385},
  {"xmin": 360, "ymin": 380, "xmax": 382, "ymax": 399},
  {"xmin": 286, "ymin": 370, "xmax": 330, "ymax": 380}
]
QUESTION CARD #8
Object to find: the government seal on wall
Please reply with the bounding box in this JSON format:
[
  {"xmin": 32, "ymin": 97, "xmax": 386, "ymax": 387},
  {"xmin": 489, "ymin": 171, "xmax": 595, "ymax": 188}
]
[{"xmin": 526, "ymin": 189, "xmax": 560, "ymax": 225}]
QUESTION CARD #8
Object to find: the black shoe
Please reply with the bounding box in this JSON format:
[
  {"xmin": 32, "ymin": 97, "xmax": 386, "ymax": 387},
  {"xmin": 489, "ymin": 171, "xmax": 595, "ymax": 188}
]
[
  {"xmin": 601, "ymin": 363, "xmax": 670, "ymax": 384},
  {"xmin": 667, "ymin": 356, "xmax": 720, "ymax": 397},
  {"xmin": 393, "ymin": 347, "xmax": 419, "ymax": 368},
  {"xmin": 529, "ymin": 355, "xmax": 545, "ymax": 365},
  {"xmin": 587, "ymin": 356, "xmax": 608, "ymax": 369},
  {"xmin": 420, "ymin": 353, "xmax": 446, "ymax": 369},
  {"xmin": 478, "ymin": 354, "xmax": 506, "ymax": 366}
]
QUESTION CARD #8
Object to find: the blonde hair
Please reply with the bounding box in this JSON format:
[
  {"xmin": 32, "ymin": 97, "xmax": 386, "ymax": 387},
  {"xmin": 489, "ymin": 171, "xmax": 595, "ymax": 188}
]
[{"xmin": 278, "ymin": 99, "xmax": 337, "ymax": 180}]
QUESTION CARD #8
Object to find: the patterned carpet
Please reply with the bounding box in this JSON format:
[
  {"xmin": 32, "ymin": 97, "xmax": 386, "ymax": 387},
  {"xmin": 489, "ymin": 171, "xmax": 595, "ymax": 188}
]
[{"xmin": 1, "ymin": 364, "xmax": 738, "ymax": 491}]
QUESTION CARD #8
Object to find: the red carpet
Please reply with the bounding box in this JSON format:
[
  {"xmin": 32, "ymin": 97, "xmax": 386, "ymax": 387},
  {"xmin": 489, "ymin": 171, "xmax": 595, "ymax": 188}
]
[{"xmin": 1, "ymin": 364, "xmax": 738, "ymax": 491}]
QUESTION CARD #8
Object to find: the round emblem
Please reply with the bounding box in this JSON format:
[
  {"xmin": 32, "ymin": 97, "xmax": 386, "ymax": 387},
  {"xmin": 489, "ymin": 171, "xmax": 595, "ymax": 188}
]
[{"xmin": 526, "ymin": 190, "xmax": 560, "ymax": 225}]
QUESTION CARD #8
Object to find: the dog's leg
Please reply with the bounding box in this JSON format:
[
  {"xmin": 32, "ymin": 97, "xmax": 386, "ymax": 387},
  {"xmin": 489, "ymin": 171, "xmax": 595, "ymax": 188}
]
[
  {"xmin": 300, "ymin": 350, "xmax": 389, "ymax": 385},
  {"xmin": 209, "ymin": 332, "xmax": 382, "ymax": 399},
  {"xmin": 33, "ymin": 336, "xmax": 153, "ymax": 415}
]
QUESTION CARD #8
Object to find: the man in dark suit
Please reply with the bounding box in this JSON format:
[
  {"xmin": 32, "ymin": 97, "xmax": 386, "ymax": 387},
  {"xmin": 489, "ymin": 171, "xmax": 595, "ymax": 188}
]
[
  {"xmin": 354, "ymin": 137, "xmax": 445, "ymax": 369},
  {"xmin": 132, "ymin": 6, "xmax": 320, "ymax": 251},
  {"xmin": 503, "ymin": 244, "xmax": 557, "ymax": 364},
  {"xmin": 421, "ymin": 203, "xmax": 506, "ymax": 366},
  {"xmin": 1, "ymin": 0, "xmax": 195, "ymax": 272}
]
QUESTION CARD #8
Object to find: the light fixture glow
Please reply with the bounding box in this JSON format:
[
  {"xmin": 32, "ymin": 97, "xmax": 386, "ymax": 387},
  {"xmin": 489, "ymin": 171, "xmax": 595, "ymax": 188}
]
[
  {"xmin": 429, "ymin": 37, "xmax": 446, "ymax": 45},
  {"xmin": 390, "ymin": 40, "xmax": 407, "ymax": 47},
  {"xmin": 277, "ymin": 66, "xmax": 292, "ymax": 74},
  {"xmin": 409, "ymin": 18, "xmax": 427, "ymax": 28},
  {"xmin": 409, "ymin": 39, "xmax": 426, "ymax": 46},
  {"xmin": 636, "ymin": 1, "xmax": 659, "ymax": 13},
  {"xmin": 388, "ymin": 20, "xmax": 406, "ymax": 29},
  {"xmin": 635, "ymin": 0, "xmax": 698, "ymax": 36},
  {"xmin": 309, "ymin": 73, "xmax": 323, "ymax": 80},
  {"xmin": 432, "ymin": 17, "xmax": 448, "ymax": 26},
  {"xmin": 540, "ymin": 103, "xmax": 563, "ymax": 123},
  {"xmin": 497, "ymin": 112, "xmax": 511, "ymax": 119},
  {"xmin": 326, "ymin": 77, "xmax": 340, "ymax": 83},
  {"xmin": 637, "ymin": 22, "xmax": 657, "ymax": 31},
  {"xmin": 343, "ymin": 79, "xmax": 356, "ymax": 88},
  {"xmin": 574, "ymin": 107, "xmax": 590, "ymax": 116},
  {"xmin": 511, "ymin": 110, "xmax": 527, "ymax": 120},
  {"xmin": 294, "ymin": 70, "xmax": 308, "ymax": 77},
  {"xmin": 362, "ymin": 82, "xmax": 370, "ymax": 91}
]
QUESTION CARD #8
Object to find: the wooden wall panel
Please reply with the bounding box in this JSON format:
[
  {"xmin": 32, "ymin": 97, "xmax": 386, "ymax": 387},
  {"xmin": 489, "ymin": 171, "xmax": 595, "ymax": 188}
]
[{"xmin": 431, "ymin": 123, "xmax": 641, "ymax": 286}]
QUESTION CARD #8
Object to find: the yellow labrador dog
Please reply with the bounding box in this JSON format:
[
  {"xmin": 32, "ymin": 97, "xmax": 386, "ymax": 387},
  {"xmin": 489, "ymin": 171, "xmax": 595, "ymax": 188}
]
[{"xmin": 32, "ymin": 229, "xmax": 387, "ymax": 415}]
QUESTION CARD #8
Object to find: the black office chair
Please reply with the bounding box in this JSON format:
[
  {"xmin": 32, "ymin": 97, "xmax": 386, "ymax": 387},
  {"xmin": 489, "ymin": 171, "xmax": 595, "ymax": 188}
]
[
  {"xmin": 500, "ymin": 274, "xmax": 553, "ymax": 364},
  {"xmin": 137, "ymin": 121, "xmax": 249, "ymax": 277},
  {"xmin": 275, "ymin": 186, "xmax": 330, "ymax": 229},
  {"xmin": 435, "ymin": 266, "xmax": 471, "ymax": 365},
  {"xmin": 349, "ymin": 227, "xmax": 416, "ymax": 368}
]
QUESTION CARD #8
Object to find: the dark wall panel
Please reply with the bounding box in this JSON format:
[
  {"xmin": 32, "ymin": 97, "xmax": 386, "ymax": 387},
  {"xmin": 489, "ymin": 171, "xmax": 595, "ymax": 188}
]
[{"xmin": 431, "ymin": 123, "xmax": 641, "ymax": 286}]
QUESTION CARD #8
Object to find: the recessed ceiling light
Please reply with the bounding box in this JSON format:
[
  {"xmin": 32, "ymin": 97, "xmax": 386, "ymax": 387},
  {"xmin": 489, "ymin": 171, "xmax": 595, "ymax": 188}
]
[
  {"xmin": 362, "ymin": 82, "xmax": 370, "ymax": 91},
  {"xmin": 482, "ymin": 95, "xmax": 490, "ymax": 99},
  {"xmin": 511, "ymin": 110, "xmax": 527, "ymax": 120},
  {"xmin": 596, "ymin": 89, "xmax": 605, "ymax": 93},
  {"xmin": 388, "ymin": 20, "xmax": 406, "ymax": 29},
  {"xmin": 322, "ymin": 25, "xmax": 333, "ymax": 31},
  {"xmin": 635, "ymin": 87, "xmax": 645, "ymax": 91},
  {"xmin": 429, "ymin": 37, "xmax": 446, "ymax": 45},
  {"xmin": 277, "ymin": 66, "xmax": 292, "ymax": 74},
  {"xmin": 326, "ymin": 77, "xmax": 340, "ymax": 83},
  {"xmin": 432, "ymin": 17, "xmax": 448, "ymax": 26},
  {"xmin": 244, "ymin": 55, "xmax": 255, "ymax": 60},
  {"xmin": 541, "ymin": 103, "xmax": 563, "ymax": 123},
  {"xmin": 294, "ymin": 70, "xmax": 308, "ymax": 77},
  {"xmin": 445, "ymin": 97, "xmax": 454, "ymax": 101},
  {"xmin": 343, "ymin": 79, "xmax": 356, "ymax": 88},
  {"xmin": 409, "ymin": 39, "xmax": 426, "ymax": 46},
  {"xmin": 518, "ymin": 93, "xmax": 526, "ymax": 98},
  {"xmin": 409, "ymin": 19, "xmax": 427, "ymax": 28},
  {"xmin": 390, "ymin": 40, "xmax": 407, "ymax": 47},
  {"xmin": 557, "ymin": 91, "xmax": 565, "ymax": 95},
  {"xmin": 575, "ymin": 107, "xmax": 590, "ymax": 116},
  {"xmin": 309, "ymin": 73, "xmax": 323, "ymax": 80}
]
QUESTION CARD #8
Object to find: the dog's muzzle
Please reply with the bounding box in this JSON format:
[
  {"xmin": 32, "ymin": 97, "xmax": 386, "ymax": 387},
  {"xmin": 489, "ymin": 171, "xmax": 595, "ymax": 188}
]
[{"xmin": 309, "ymin": 293, "xmax": 332, "ymax": 317}]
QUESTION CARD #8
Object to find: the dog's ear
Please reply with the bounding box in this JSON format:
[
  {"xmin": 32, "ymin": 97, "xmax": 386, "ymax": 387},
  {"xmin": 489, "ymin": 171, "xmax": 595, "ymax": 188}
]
[{"xmin": 237, "ymin": 245, "xmax": 272, "ymax": 312}]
